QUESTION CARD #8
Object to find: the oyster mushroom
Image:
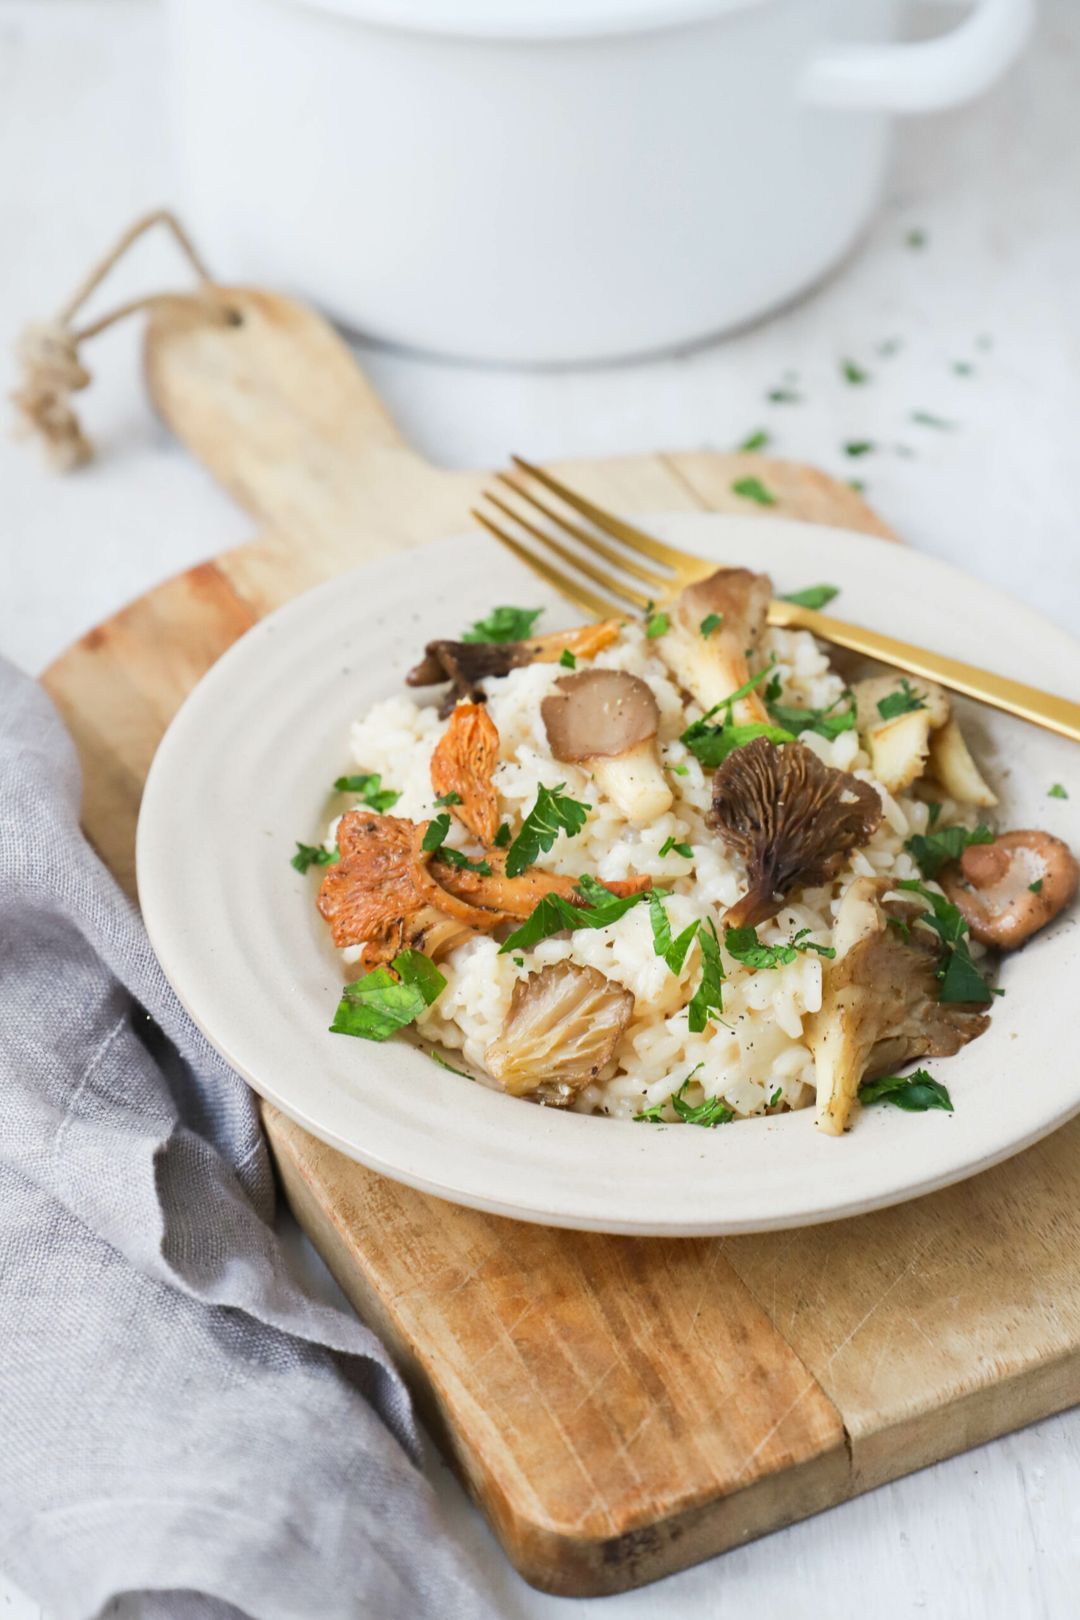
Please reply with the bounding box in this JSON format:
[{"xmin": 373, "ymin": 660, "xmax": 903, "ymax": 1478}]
[
  {"xmin": 852, "ymin": 674, "xmax": 950, "ymax": 795},
  {"xmin": 927, "ymin": 717, "xmax": 998, "ymax": 808},
  {"xmin": 709, "ymin": 737, "xmax": 883, "ymax": 928},
  {"xmin": 939, "ymin": 830, "xmax": 1078, "ymax": 948},
  {"xmin": 807, "ymin": 876, "xmax": 991, "ymax": 1134},
  {"xmin": 656, "ymin": 566, "xmax": 773, "ymax": 721},
  {"xmin": 484, "ymin": 962, "xmax": 634, "ymax": 1103},
  {"xmin": 541, "ymin": 669, "xmax": 673, "ymax": 823},
  {"xmin": 430, "ymin": 701, "xmax": 501, "ymax": 844},
  {"xmin": 407, "ymin": 620, "xmax": 622, "ymax": 716}
]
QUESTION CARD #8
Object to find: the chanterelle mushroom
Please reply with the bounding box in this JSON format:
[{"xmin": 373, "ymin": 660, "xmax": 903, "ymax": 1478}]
[
  {"xmin": 807, "ymin": 876, "xmax": 991, "ymax": 1134},
  {"xmin": 407, "ymin": 620, "xmax": 622, "ymax": 716},
  {"xmin": 484, "ymin": 963, "xmax": 634, "ymax": 1104},
  {"xmin": 939, "ymin": 829, "xmax": 1078, "ymax": 948},
  {"xmin": 541, "ymin": 669, "xmax": 673, "ymax": 823},
  {"xmin": 708, "ymin": 737, "xmax": 883, "ymax": 927},
  {"xmin": 656, "ymin": 567, "xmax": 773, "ymax": 721},
  {"xmin": 430, "ymin": 701, "xmax": 500, "ymax": 844}
]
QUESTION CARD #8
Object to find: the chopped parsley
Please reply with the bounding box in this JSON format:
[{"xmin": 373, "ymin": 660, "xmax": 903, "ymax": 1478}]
[
  {"xmin": 844, "ymin": 440, "xmax": 875, "ymax": 458},
  {"xmin": 559, "ymin": 648, "xmax": 577, "ymax": 669},
  {"xmin": 878, "ymin": 337, "xmax": 904, "ymax": 358},
  {"xmin": 512, "ymin": 955, "xmax": 525, "ymax": 968},
  {"xmin": 461, "ymin": 605, "xmax": 543, "ymax": 643},
  {"xmin": 422, "ymin": 811, "xmax": 492, "ymax": 874},
  {"xmin": 687, "ymin": 919, "xmax": 725, "ymax": 1033},
  {"xmin": 738, "ymin": 429, "xmax": 770, "ymax": 452},
  {"xmin": 767, "ymin": 692, "xmax": 856, "ymax": 743},
  {"xmin": 781, "ymin": 584, "xmax": 840, "ymax": 611},
  {"xmin": 645, "ymin": 610, "xmax": 670, "ymax": 639},
  {"xmin": 848, "ymin": 479, "xmax": 866, "ymax": 494},
  {"xmin": 434, "ymin": 790, "xmax": 462, "ymax": 807},
  {"xmin": 668, "ymin": 762, "xmax": 690, "ymax": 777},
  {"xmin": 498, "ymin": 875, "xmax": 653, "ymax": 954},
  {"xmin": 732, "ymin": 475, "xmax": 777, "ymax": 507},
  {"xmin": 1049, "ymin": 783, "xmax": 1069, "ymax": 800},
  {"xmin": 648, "ymin": 892, "xmax": 701, "ymax": 975},
  {"xmin": 876, "ymin": 679, "xmax": 927, "ymax": 720},
  {"xmin": 699, "ymin": 612, "xmax": 724, "ymax": 639},
  {"xmin": 291, "ymin": 841, "xmax": 337, "ymax": 874},
  {"xmin": 658, "ymin": 836, "xmax": 694, "ymax": 859},
  {"xmin": 1029, "ymin": 879, "xmax": 1044, "ymax": 895},
  {"xmin": 635, "ymin": 1064, "xmax": 733, "ymax": 1127},
  {"xmin": 769, "ymin": 1086, "xmax": 783, "ymax": 1107},
  {"xmin": 428, "ymin": 1049, "xmax": 472, "ymax": 1079},
  {"xmin": 333, "ymin": 772, "xmax": 400, "ymax": 813},
  {"xmin": 841, "ymin": 359, "xmax": 871, "ymax": 385},
  {"xmin": 494, "ymin": 821, "xmax": 512, "ymax": 847},
  {"xmin": 767, "ymin": 387, "xmax": 802, "ymax": 405},
  {"xmin": 330, "ymin": 949, "xmax": 446, "ymax": 1042},
  {"xmin": 861, "ymin": 1068, "xmax": 953, "ymax": 1113},
  {"xmin": 906, "ymin": 228, "xmax": 928, "ymax": 250},
  {"xmin": 896, "ymin": 880, "xmax": 993, "ymax": 1004},
  {"xmin": 952, "ymin": 360, "xmax": 975, "ymax": 377},
  {"xmin": 905, "ymin": 823, "xmax": 993, "ymax": 880},
  {"xmin": 504, "ymin": 783, "xmax": 590, "ymax": 877},
  {"xmin": 723, "ymin": 925, "xmax": 835, "ymax": 969},
  {"xmin": 680, "ymin": 663, "xmax": 794, "ymax": 766},
  {"xmin": 421, "ymin": 812, "xmax": 452, "ymax": 852},
  {"xmin": 927, "ymin": 801, "xmax": 942, "ymax": 829},
  {"xmin": 911, "ymin": 410, "xmax": 955, "ymax": 430}
]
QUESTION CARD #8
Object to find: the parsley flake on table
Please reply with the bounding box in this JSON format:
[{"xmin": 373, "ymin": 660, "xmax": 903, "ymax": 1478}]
[
  {"xmin": 911, "ymin": 409, "xmax": 955, "ymax": 430},
  {"xmin": 906, "ymin": 228, "xmax": 928, "ymax": 250},
  {"xmin": 905, "ymin": 824, "xmax": 994, "ymax": 880},
  {"xmin": 687, "ymin": 918, "xmax": 725, "ymax": 1033},
  {"xmin": 732, "ymin": 475, "xmax": 778, "ymax": 507},
  {"xmin": 780, "ymin": 584, "xmax": 840, "ymax": 610},
  {"xmin": 896, "ymin": 880, "xmax": 993, "ymax": 1005},
  {"xmin": 861, "ymin": 1068, "xmax": 954, "ymax": 1113},
  {"xmin": 504, "ymin": 783, "xmax": 590, "ymax": 877},
  {"xmin": 291, "ymin": 841, "xmax": 337, "ymax": 874},
  {"xmin": 1049, "ymin": 783, "xmax": 1069, "ymax": 800},
  {"xmin": 841, "ymin": 359, "xmax": 871, "ymax": 385},
  {"xmin": 723, "ymin": 925, "xmax": 835, "ymax": 969},
  {"xmin": 877, "ymin": 679, "xmax": 927, "ymax": 720},
  {"xmin": 699, "ymin": 612, "xmax": 724, "ymax": 638},
  {"xmin": 330, "ymin": 950, "xmax": 446, "ymax": 1042},
  {"xmin": 333, "ymin": 772, "xmax": 401, "ymax": 813},
  {"xmin": 767, "ymin": 387, "xmax": 803, "ymax": 405},
  {"xmin": 844, "ymin": 440, "xmax": 875, "ymax": 458},
  {"xmin": 461, "ymin": 605, "xmax": 543, "ymax": 643},
  {"xmin": 498, "ymin": 876, "xmax": 654, "ymax": 954},
  {"xmin": 737, "ymin": 429, "xmax": 770, "ymax": 452}
]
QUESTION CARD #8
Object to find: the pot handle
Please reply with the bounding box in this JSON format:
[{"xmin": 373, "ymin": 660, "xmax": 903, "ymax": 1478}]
[{"xmin": 802, "ymin": 0, "xmax": 1035, "ymax": 113}]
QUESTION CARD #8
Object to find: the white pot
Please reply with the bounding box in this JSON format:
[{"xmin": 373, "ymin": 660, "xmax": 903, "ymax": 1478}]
[{"xmin": 165, "ymin": 0, "xmax": 1034, "ymax": 364}]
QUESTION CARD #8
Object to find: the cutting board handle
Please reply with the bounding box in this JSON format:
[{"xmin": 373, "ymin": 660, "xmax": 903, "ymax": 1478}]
[{"xmin": 145, "ymin": 284, "xmax": 434, "ymax": 541}]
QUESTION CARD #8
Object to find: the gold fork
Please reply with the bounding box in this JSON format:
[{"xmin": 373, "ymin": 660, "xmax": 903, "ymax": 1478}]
[{"xmin": 472, "ymin": 456, "xmax": 1080, "ymax": 744}]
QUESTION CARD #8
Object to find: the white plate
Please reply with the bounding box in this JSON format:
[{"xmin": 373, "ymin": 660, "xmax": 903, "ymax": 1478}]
[{"xmin": 137, "ymin": 516, "xmax": 1080, "ymax": 1235}]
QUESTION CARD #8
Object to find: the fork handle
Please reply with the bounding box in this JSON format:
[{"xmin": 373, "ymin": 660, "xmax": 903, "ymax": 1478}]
[{"xmin": 771, "ymin": 603, "xmax": 1080, "ymax": 743}]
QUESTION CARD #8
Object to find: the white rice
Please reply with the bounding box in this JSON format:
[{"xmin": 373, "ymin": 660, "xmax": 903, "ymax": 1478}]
[{"xmin": 332, "ymin": 623, "xmax": 975, "ymax": 1123}]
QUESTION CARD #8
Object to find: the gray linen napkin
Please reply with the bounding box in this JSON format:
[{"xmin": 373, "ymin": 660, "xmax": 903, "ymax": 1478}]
[{"xmin": 0, "ymin": 654, "xmax": 498, "ymax": 1620}]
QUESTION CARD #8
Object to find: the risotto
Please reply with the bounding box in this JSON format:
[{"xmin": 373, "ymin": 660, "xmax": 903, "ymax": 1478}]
[{"xmin": 300, "ymin": 566, "xmax": 1078, "ymax": 1134}]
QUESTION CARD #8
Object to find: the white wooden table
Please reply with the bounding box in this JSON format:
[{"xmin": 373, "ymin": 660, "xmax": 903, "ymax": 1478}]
[{"xmin": 2, "ymin": 2, "xmax": 1078, "ymax": 1615}]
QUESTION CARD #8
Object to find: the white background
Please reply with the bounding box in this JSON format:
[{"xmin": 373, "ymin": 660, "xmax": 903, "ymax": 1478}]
[{"xmin": 2, "ymin": 1, "xmax": 1079, "ymax": 1616}]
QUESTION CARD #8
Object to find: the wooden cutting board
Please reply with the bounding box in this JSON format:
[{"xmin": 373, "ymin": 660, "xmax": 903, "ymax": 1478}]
[{"xmin": 42, "ymin": 285, "xmax": 1080, "ymax": 1598}]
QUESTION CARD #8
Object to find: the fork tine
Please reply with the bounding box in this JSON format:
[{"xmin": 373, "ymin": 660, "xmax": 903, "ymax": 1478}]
[
  {"xmin": 472, "ymin": 510, "xmax": 624, "ymax": 621},
  {"xmin": 494, "ymin": 473, "xmax": 670, "ymax": 594},
  {"xmin": 511, "ymin": 454, "xmax": 687, "ymax": 571},
  {"xmin": 482, "ymin": 493, "xmax": 651, "ymax": 613}
]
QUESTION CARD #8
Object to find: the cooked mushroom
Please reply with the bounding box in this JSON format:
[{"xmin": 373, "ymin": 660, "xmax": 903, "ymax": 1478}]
[
  {"xmin": 939, "ymin": 829, "xmax": 1078, "ymax": 948},
  {"xmin": 927, "ymin": 717, "xmax": 998, "ymax": 808},
  {"xmin": 708, "ymin": 737, "xmax": 883, "ymax": 927},
  {"xmin": 852, "ymin": 674, "xmax": 949, "ymax": 795},
  {"xmin": 430, "ymin": 701, "xmax": 501, "ymax": 844},
  {"xmin": 484, "ymin": 963, "xmax": 634, "ymax": 1103},
  {"xmin": 407, "ymin": 620, "xmax": 622, "ymax": 716},
  {"xmin": 807, "ymin": 876, "xmax": 991, "ymax": 1134},
  {"xmin": 318, "ymin": 811, "xmax": 651, "ymax": 966},
  {"xmin": 656, "ymin": 567, "xmax": 773, "ymax": 721},
  {"xmin": 541, "ymin": 669, "xmax": 672, "ymax": 822}
]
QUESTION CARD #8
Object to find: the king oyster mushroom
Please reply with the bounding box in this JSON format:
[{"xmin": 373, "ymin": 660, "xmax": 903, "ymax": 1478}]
[
  {"xmin": 407, "ymin": 619, "xmax": 622, "ymax": 716},
  {"xmin": 939, "ymin": 829, "xmax": 1078, "ymax": 948},
  {"xmin": 484, "ymin": 963, "xmax": 634, "ymax": 1104},
  {"xmin": 927, "ymin": 717, "xmax": 998, "ymax": 808},
  {"xmin": 807, "ymin": 876, "xmax": 992, "ymax": 1135},
  {"xmin": 851, "ymin": 674, "xmax": 950, "ymax": 795},
  {"xmin": 541, "ymin": 668, "xmax": 673, "ymax": 822},
  {"xmin": 656, "ymin": 566, "xmax": 773, "ymax": 721},
  {"xmin": 708, "ymin": 737, "xmax": 883, "ymax": 927}
]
